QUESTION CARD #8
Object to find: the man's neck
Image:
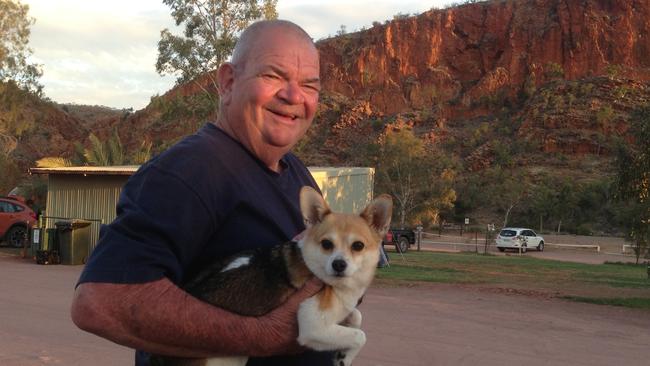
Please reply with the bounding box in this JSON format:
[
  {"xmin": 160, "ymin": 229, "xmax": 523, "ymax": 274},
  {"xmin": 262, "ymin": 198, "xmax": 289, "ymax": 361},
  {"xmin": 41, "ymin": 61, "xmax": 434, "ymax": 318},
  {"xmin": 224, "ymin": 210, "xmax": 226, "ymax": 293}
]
[{"xmin": 212, "ymin": 120, "xmax": 284, "ymax": 173}]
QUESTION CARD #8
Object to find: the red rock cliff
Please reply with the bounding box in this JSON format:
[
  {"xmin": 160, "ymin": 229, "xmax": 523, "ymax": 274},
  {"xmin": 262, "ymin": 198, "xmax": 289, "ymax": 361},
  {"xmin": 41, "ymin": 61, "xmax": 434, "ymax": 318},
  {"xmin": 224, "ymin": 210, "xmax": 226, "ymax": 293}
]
[{"xmin": 317, "ymin": 0, "xmax": 650, "ymax": 114}]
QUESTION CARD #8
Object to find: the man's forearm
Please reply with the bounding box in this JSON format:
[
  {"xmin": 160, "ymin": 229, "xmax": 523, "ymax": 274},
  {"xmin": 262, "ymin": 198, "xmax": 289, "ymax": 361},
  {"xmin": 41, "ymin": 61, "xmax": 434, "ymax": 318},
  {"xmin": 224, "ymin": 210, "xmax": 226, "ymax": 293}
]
[{"xmin": 71, "ymin": 278, "xmax": 270, "ymax": 358}]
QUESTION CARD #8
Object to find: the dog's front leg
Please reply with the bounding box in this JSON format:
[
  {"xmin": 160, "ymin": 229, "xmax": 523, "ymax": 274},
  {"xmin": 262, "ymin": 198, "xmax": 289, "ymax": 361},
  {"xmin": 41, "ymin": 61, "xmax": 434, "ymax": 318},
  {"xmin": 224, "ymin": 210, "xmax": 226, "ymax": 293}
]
[
  {"xmin": 342, "ymin": 308, "xmax": 362, "ymax": 329},
  {"xmin": 297, "ymin": 299, "xmax": 366, "ymax": 365}
]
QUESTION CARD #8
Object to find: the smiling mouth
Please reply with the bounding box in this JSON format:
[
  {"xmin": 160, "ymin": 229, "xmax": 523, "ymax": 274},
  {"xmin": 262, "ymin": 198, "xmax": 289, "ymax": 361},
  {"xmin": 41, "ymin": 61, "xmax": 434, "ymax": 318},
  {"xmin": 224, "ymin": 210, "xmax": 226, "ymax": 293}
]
[{"xmin": 268, "ymin": 109, "xmax": 300, "ymax": 120}]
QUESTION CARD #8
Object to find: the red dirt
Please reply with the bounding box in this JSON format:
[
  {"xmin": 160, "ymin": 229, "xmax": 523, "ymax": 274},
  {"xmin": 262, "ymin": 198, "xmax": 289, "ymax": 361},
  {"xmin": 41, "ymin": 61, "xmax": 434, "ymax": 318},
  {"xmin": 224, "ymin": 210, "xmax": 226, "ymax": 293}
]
[{"xmin": 1, "ymin": 254, "xmax": 648, "ymax": 366}]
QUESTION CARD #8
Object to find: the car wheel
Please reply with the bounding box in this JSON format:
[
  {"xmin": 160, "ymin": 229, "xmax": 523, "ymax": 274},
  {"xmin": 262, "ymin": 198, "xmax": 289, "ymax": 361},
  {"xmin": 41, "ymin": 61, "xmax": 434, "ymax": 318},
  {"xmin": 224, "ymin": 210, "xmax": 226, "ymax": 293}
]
[
  {"xmin": 397, "ymin": 237, "xmax": 409, "ymax": 253},
  {"xmin": 537, "ymin": 241, "xmax": 544, "ymax": 252},
  {"xmin": 497, "ymin": 247, "xmax": 505, "ymax": 252},
  {"xmin": 6, "ymin": 226, "xmax": 27, "ymax": 248}
]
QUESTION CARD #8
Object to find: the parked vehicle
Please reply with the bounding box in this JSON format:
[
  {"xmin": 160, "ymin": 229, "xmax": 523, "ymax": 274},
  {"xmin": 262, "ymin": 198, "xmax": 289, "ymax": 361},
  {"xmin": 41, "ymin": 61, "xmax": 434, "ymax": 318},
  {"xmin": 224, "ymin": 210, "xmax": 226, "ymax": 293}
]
[
  {"xmin": 382, "ymin": 228, "xmax": 416, "ymax": 253},
  {"xmin": 495, "ymin": 227, "xmax": 544, "ymax": 253},
  {"xmin": 0, "ymin": 196, "xmax": 37, "ymax": 248}
]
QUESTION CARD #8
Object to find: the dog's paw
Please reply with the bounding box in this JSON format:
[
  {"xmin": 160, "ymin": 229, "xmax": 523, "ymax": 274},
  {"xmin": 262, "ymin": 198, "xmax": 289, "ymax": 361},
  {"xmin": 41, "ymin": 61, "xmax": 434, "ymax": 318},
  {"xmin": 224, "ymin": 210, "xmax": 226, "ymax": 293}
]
[
  {"xmin": 334, "ymin": 350, "xmax": 359, "ymax": 366},
  {"xmin": 333, "ymin": 351, "xmax": 348, "ymax": 366},
  {"xmin": 351, "ymin": 330, "xmax": 366, "ymax": 349}
]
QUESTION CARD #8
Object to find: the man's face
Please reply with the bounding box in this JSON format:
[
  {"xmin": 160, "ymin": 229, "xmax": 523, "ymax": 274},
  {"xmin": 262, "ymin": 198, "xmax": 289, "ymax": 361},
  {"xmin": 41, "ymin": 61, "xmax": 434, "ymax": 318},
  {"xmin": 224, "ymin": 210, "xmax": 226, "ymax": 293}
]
[{"xmin": 222, "ymin": 29, "xmax": 320, "ymax": 158}]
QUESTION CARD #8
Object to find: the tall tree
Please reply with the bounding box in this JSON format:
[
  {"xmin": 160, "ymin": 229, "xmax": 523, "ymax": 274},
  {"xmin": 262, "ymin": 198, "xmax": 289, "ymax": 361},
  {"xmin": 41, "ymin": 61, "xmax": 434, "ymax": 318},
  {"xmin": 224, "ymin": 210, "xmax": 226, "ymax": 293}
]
[
  {"xmin": 1, "ymin": 0, "xmax": 41, "ymax": 160},
  {"xmin": 0, "ymin": 0, "xmax": 42, "ymax": 94},
  {"xmin": 614, "ymin": 105, "xmax": 650, "ymax": 263},
  {"xmin": 370, "ymin": 127, "xmax": 456, "ymax": 227},
  {"xmin": 156, "ymin": 0, "xmax": 278, "ymax": 87},
  {"xmin": 491, "ymin": 168, "xmax": 530, "ymax": 228}
]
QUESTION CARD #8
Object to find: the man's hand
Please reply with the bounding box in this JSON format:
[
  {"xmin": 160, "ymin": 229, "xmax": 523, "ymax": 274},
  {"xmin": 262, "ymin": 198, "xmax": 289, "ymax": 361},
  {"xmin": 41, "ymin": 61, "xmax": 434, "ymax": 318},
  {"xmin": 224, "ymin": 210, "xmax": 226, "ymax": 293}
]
[{"xmin": 249, "ymin": 276, "xmax": 323, "ymax": 356}]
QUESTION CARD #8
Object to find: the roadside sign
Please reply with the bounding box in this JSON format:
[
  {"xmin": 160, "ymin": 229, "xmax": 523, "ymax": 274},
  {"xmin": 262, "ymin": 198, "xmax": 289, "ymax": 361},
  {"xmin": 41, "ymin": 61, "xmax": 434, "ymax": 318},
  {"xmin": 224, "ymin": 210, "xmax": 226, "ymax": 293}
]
[{"xmin": 464, "ymin": 218, "xmax": 470, "ymax": 225}]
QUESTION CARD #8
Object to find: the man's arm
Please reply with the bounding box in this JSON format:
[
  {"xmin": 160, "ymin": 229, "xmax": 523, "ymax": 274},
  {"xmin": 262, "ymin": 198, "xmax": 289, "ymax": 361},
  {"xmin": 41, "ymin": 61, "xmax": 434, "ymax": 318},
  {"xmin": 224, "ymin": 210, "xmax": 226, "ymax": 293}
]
[{"xmin": 70, "ymin": 277, "xmax": 323, "ymax": 358}]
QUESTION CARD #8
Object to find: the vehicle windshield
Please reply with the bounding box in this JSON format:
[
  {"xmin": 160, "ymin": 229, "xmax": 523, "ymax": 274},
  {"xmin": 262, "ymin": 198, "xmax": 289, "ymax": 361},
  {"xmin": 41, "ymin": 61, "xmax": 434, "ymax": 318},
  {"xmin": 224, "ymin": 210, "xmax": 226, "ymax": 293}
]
[{"xmin": 499, "ymin": 230, "xmax": 517, "ymax": 237}]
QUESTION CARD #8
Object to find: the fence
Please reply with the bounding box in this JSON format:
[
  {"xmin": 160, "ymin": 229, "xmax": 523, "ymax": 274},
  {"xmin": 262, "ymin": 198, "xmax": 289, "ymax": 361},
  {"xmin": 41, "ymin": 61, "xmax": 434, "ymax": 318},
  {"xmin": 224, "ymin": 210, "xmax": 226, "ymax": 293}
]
[
  {"xmin": 622, "ymin": 244, "xmax": 649, "ymax": 256},
  {"xmin": 416, "ymin": 231, "xmax": 603, "ymax": 254}
]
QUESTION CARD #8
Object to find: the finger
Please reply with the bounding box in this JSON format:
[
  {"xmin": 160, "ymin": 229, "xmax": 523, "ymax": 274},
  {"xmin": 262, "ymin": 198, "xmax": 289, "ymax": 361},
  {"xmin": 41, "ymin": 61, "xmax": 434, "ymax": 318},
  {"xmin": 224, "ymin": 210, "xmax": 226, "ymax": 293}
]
[
  {"xmin": 285, "ymin": 277, "xmax": 322, "ymax": 308},
  {"xmin": 299, "ymin": 276, "xmax": 324, "ymax": 297}
]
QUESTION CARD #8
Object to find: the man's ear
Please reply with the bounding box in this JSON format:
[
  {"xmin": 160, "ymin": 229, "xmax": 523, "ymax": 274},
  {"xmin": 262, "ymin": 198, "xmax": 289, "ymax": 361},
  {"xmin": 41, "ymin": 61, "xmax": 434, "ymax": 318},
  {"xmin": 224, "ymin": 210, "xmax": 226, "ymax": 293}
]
[
  {"xmin": 300, "ymin": 186, "xmax": 330, "ymax": 228},
  {"xmin": 217, "ymin": 62, "xmax": 235, "ymax": 106},
  {"xmin": 360, "ymin": 194, "xmax": 393, "ymax": 238}
]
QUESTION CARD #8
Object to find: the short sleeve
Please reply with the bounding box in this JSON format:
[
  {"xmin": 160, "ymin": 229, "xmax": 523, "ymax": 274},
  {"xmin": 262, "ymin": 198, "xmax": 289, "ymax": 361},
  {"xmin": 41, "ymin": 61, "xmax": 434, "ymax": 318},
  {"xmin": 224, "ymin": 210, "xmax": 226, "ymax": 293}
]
[{"xmin": 77, "ymin": 165, "xmax": 216, "ymax": 286}]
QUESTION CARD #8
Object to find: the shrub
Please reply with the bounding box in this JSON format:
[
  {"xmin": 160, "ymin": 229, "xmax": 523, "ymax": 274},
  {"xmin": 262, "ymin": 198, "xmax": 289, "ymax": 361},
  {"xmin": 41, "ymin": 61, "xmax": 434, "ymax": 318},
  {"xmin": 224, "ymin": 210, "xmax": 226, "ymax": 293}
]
[
  {"xmin": 544, "ymin": 62, "xmax": 565, "ymax": 79},
  {"xmin": 575, "ymin": 223, "xmax": 593, "ymax": 236}
]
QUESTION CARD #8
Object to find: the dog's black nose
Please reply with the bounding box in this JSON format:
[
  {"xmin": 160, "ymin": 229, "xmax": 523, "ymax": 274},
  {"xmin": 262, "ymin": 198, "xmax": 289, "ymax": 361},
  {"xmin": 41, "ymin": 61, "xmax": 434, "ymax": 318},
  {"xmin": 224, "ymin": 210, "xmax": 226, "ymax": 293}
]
[{"xmin": 332, "ymin": 259, "xmax": 347, "ymax": 273}]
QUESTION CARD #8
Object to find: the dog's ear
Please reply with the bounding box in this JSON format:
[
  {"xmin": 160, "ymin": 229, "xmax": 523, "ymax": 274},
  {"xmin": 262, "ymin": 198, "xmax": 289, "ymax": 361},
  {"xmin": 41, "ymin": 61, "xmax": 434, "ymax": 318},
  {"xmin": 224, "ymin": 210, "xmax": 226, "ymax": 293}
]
[
  {"xmin": 360, "ymin": 194, "xmax": 393, "ymax": 237},
  {"xmin": 300, "ymin": 186, "xmax": 331, "ymax": 228}
]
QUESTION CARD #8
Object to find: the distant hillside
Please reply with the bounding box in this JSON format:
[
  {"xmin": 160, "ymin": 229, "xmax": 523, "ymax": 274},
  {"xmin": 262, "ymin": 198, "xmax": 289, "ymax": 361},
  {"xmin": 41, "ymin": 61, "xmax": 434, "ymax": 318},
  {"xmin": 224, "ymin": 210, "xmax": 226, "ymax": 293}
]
[
  {"xmin": 55, "ymin": 103, "xmax": 131, "ymax": 129},
  {"xmin": 2, "ymin": 0, "xmax": 649, "ymax": 233}
]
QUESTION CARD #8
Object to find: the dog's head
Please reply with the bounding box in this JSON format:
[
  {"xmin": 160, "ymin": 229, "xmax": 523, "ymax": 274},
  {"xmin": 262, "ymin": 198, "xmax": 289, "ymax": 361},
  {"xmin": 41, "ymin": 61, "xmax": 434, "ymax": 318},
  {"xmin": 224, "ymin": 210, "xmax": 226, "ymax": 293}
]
[{"xmin": 298, "ymin": 186, "xmax": 392, "ymax": 288}]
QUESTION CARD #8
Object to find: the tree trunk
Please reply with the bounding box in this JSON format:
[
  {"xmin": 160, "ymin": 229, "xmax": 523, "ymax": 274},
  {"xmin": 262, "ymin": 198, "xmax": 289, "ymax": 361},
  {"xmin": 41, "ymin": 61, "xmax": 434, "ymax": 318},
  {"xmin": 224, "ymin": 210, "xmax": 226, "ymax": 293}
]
[{"xmin": 503, "ymin": 204, "xmax": 514, "ymax": 228}]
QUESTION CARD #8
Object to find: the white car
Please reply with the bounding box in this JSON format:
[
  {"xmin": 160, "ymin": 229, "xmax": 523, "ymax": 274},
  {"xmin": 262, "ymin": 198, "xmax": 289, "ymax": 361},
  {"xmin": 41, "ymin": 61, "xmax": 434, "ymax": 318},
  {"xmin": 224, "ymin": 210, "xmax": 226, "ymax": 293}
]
[{"xmin": 495, "ymin": 228, "xmax": 544, "ymax": 253}]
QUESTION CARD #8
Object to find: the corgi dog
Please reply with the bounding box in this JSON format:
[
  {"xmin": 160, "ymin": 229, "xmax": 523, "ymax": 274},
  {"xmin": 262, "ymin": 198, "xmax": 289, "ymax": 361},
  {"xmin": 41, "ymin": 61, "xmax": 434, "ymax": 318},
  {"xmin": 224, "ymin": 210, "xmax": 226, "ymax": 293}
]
[{"xmin": 151, "ymin": 186, "xmax": 392, "ymax": 366}]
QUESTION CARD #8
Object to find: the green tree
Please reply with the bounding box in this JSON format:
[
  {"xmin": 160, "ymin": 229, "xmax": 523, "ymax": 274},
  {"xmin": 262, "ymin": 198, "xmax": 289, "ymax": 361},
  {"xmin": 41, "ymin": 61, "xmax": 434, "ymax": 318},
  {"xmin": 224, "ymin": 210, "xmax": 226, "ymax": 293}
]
[
  {"xmin": 529, "ymin": 183, "xmax": 558, "ymax": 232},
  {"xmin": 131, "ymin": 140, "xmax": 153, "ymax": 165},
  {"xmin": 544, "ymin": 62, "xmax": 564, "ymax": 80},
  {"xmin": 1, "ymin": 0, "xmax": 41, "ymax": 160},
  {"xmin": 0, "ymin": 153, "xmax": 20, "ymax": 193},
  {"xmin": 1, "ymin": 78, "xmax": 37, "ymax": 156},
  {"xmin": 0, "ymin": 0, "xmax": 42, "ymax": 93},
  {"xmin": 369, "ymin": 128, "xmax": 456, "ymax": 227},
  {"xmin": 493, "ymin": 169, "xmax": 529, "ymax": 228},
  {"xmin": 83, "ymin": 128, "xmax": 127, "ymax": 166},
  {"xmin": 37, "ymin": 129, "xmax": 151, "ymax": 169},
  {"xmin": 614, "ymin": 105, "xmax": 650, "ymax": 263},
  {"xmin": 156, "ymin": 0, "xmax": 278, "ymax": 87}
]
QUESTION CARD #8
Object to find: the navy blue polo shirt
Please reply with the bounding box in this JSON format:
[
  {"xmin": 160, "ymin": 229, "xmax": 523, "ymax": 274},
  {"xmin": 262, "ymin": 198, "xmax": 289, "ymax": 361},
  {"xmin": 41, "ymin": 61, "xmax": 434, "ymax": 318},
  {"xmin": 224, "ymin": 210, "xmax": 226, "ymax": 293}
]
[{"xmin": 78, "ymin": 123, "xmax": 333, "ymax": 366}]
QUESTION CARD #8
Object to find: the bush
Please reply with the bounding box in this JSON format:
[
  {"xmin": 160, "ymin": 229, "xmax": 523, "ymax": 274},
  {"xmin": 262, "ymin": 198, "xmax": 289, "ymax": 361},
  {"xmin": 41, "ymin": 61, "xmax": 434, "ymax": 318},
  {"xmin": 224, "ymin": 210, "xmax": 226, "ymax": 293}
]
[
  {"xmin": 575, "ymin": 223, "xmax": 593, "ymax": 236},
  {"xmin": 544, "ymin": 62, "xmax": 565, "ymax": 79}
]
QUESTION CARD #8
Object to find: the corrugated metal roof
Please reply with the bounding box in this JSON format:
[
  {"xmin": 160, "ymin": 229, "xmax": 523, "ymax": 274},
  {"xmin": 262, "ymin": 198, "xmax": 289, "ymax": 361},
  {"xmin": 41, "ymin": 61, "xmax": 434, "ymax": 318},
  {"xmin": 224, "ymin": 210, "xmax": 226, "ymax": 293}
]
[
  {"xmin": 30, "ymin": 166, "xmax": 140, "ymax": 176},
  {"xmin": 30, "ymin": 166, "xmax": 373, "ymax": 176}
]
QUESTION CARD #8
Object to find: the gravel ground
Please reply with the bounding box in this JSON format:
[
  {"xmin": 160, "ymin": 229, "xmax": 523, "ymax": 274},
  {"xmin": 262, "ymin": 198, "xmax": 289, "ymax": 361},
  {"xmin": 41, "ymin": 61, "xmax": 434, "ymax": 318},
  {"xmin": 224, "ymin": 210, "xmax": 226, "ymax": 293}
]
[{"xmin": 1, "ymin": 250, "xmax": 649, "ymax": 366}]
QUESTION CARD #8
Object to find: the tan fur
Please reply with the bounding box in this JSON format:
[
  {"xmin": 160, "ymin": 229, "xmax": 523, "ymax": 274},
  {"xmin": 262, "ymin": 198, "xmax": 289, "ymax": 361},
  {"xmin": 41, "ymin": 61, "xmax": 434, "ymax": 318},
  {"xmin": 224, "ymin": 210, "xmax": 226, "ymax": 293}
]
[
  {"xmin": 317, "ymin": 285, "xmax": 336, "ymax": 311},
  {"xmin": 297, "ymin": 187, "xmax": 392, "ymax": 366},
  {"xmin": 160, "ymin": 187, "xmax": 392, "ymax": 366}
]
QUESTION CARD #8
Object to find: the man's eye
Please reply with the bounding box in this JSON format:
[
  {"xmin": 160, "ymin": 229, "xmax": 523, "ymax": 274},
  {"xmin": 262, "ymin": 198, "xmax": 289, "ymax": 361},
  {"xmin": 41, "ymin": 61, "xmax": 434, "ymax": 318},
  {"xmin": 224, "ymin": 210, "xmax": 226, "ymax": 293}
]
[
  {"xmin": 303, "ymin": 84, "xmax": 321, "ymax": 93},
  {"xmin": 262, "ymin": 73, "xmax": 279, "ymax": 80}
]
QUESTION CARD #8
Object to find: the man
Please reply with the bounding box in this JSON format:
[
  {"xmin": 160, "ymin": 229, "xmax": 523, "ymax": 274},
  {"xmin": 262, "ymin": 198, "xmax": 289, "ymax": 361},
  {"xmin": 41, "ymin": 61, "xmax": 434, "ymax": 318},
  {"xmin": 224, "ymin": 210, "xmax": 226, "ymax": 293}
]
[{"xmin": 71, "ymin": 20, "xmax": 335, "ymax": 365}]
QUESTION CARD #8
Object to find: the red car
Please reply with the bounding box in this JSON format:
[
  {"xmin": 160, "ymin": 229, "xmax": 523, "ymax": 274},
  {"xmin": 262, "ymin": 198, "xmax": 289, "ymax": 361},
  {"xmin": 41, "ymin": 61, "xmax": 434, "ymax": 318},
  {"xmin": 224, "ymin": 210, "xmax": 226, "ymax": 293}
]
[{"xmin": 0, "ymin": 196, "xmax": 37, "ymax": 248}]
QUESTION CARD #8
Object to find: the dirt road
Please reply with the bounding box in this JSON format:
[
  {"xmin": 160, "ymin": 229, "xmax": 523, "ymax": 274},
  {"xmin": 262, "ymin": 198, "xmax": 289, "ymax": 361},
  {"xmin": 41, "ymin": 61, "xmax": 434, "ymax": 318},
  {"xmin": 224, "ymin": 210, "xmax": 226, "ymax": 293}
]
[{"xmin": 1, "ymin": 254, "xmax": 649, "ymax": 366}]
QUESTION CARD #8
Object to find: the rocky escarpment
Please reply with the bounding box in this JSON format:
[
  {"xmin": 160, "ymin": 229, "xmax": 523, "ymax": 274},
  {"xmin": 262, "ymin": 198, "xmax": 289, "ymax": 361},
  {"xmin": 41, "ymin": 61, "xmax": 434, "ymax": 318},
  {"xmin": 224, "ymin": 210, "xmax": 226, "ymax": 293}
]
[
  {"xmin": 318, "ymin": 0, "xmax": 650, "ymax": 115},
  {"xmin": 7, "ymin": 0, "xmax": 650, "ymax": 184}
]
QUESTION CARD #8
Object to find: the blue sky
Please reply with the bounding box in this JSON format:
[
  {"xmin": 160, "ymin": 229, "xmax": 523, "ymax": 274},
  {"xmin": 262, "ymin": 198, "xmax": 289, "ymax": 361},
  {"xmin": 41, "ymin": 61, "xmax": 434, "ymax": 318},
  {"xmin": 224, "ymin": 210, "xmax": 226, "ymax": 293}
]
[{"xmin": 24, "ymin": 0, "xmax": 451, "ymax": 109}]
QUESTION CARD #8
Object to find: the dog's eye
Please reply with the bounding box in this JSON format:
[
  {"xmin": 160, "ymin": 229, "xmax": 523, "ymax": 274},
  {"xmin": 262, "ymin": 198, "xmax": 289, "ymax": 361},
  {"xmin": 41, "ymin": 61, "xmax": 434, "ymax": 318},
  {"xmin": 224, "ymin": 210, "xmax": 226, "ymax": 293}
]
[
  {"xmin": 351, "ymin": 241, "xmax": 365, "ymax": 251},
  {"xmin": 321, "ymin": 239, "xmax": 334, "ymax": 250}
]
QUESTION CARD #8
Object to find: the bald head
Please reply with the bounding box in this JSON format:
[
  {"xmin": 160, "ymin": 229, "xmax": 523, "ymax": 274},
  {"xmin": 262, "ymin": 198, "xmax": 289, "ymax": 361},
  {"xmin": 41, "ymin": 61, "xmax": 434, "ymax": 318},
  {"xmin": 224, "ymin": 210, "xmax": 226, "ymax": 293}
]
[
  {"xmin": 214, "ymin": 18, "xmax": 320, "ymax": 171},
  {"xmin": 231, "ymin": 20, "xmax": 316, "ymax": 70}
]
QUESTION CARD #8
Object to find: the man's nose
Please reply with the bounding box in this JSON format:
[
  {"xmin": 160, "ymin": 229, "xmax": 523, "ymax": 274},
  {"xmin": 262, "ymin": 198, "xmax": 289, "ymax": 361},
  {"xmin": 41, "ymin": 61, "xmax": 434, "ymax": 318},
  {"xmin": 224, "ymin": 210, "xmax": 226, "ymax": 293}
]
[{"xmin": 276, "ymin": 81, "xmax": 305, "ymax": 104}]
